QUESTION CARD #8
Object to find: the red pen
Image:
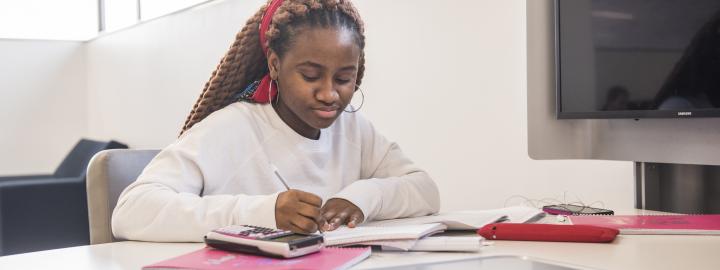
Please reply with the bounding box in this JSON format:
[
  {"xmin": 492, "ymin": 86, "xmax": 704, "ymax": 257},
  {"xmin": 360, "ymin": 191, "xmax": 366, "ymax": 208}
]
[{"xmin": 478, "ymin": 223, "xmax": 619, "ymax": 243}]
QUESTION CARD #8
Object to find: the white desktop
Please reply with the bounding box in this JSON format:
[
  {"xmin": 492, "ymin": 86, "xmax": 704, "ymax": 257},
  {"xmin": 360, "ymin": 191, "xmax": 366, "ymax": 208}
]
[{"xmin": 0, "ymin": 209, "xmax": 718, "ymax": 270}]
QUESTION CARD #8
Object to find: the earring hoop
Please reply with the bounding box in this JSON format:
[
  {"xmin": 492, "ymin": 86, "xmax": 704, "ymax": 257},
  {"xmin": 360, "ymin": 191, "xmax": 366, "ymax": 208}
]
[
  {"xmin": 270, "ymin": 79, "xmax": 280, "ymax": 105},
  {"xmin": 344, "ymin": 85, "xmax": 365, "ymax": 113}
]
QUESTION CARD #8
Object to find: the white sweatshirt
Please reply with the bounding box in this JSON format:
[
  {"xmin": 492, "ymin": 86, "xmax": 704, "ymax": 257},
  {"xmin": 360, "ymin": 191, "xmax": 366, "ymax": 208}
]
[{"xmin": 111, "ymin": 102, "xmax": 440, "ymax": 242}]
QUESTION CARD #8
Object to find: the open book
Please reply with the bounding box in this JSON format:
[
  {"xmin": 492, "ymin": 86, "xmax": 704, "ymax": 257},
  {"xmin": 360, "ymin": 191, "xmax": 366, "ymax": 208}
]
[
  {"xmin": 321, "ymin": 206, "xmax": 544, "ymax": 251},
  {"xmin": 363, "ymin": 206, "xmax": 546, "ymax": 230},
  {"xmin": 322, "ymin": 223, "xmax": 446, "ymax": 246}
]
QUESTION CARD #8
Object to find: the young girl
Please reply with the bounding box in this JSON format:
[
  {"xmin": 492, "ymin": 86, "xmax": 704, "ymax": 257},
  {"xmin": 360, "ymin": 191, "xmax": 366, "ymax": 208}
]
[{"xmin": 112, "ymin": 0, "xmax": 440, "ymax": 242}]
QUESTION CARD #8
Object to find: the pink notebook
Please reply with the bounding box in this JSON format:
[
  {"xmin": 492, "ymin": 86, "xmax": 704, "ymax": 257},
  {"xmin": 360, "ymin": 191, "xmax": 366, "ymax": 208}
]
[
  {"xmin": 569, "ymin": 215, "xmax": 720, "ymax": 235},
  {"xmin": 143, "ymin": 246, "xmax": 371, "ymax": 270}
]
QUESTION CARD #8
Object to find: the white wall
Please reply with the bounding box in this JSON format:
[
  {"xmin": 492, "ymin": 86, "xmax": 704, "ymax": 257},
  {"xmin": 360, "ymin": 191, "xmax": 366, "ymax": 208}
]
[
  {"xmin": 84, "ymin": 0, "xmax": 634, "ymax": 211},
  {"xmin": 86, "ymin": 0, "xmax": 263, "ymax": 148},
  {"xmin": 357, "ymin": 0, "xmax": 633, "ymax": 210},
  {"xmin": 0, "ymin": 39, "xmax": 87, "ymax": 175}
]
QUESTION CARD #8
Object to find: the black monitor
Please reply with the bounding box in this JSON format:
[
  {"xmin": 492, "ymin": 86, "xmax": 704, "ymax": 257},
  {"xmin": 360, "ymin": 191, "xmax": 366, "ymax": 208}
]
[{"xmin": 556, "ymin": 0, "xmax": 720, "ymax": 119}]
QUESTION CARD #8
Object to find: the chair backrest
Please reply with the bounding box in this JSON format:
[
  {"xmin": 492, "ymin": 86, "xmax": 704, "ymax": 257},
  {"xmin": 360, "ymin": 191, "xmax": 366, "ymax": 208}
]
[
  {"xmin": 86, "ymin": 149, "xmax": 160, "ymax": 244},
  {"xmin": 55, "ymin": 139, "xmax": 128, "ymax": 178}
]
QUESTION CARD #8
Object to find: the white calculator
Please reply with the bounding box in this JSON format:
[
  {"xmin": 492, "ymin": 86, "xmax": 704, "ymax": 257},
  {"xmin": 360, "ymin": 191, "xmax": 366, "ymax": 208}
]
[{"xmin": 204, "ymin": 225, "xmax": 324, "ymax": 258}]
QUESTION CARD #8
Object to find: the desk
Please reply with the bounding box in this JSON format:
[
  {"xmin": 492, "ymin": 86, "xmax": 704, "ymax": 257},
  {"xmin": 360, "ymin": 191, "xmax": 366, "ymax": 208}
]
[
  {"xmin": 0, "ymin": 235, "xmax": 718, "ymax": 270},
  {"xmin": 1, "ymin": 211, "xmax": 719, "ymax": 269}
]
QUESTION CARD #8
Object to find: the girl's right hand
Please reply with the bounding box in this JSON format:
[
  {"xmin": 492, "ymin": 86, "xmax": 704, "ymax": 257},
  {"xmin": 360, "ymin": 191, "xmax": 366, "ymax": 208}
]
[{"xmin": 275, "ymin": 189, "xmax": 324, "ymax": 234}]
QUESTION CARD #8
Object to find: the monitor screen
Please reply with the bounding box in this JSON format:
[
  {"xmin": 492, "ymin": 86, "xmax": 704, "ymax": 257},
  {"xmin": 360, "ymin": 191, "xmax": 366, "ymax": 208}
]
[{"xmin": 556, "ymin": 0, "xmax": 720, "ymax": 119}]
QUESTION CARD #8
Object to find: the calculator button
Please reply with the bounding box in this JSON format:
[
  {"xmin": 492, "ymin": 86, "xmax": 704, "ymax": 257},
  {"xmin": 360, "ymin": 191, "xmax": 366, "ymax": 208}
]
[{"xmin": 212, "ymin": 225, "xmax": 295, "ymax": 240}]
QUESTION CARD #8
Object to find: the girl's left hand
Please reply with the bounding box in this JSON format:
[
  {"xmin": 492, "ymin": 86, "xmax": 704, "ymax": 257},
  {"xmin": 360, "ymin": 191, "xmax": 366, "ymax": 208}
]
[{"xmin": 320, "ymin": 198, "xmax": 364, "ymax": 231}]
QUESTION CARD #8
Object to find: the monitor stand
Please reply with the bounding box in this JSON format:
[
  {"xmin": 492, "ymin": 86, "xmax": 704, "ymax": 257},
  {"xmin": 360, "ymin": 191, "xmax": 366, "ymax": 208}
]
[{"xmin": 635, "ymin": 162, "xmax": 720, "ymax": 214}]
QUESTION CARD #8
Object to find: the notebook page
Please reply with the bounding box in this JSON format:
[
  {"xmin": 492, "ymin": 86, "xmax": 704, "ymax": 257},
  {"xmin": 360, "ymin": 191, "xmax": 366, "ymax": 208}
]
[
  {"xmin": 353, "ymin": 239, "xmax": 418, "ymax": 250},
  {"xmin": 359, "ymin": 236, "xmax": 482, "ymax": 252},
  {"xmin": 363, "ymin": 206, "xmax": 543, "ymax": 230},
  {"xmin": 409, "ymin": 236, "xmax": 482, "ymax": 251},
  {"xmin": 453, "ymin": 206, "xmax": 546, "ymax": 224},
  {"xmin": 363, "ymin": 212, "xmax": 504, "ymax": 230},
  {"xmin": 323, "ymin": 223, "xmax": 446, "ymax": 246}
]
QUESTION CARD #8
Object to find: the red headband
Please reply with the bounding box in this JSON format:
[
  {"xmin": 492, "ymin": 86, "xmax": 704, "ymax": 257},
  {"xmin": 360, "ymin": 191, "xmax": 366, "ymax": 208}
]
[
  {"xmin": 259, "ymin": 0, "xmax": 284, "ymax": 56},
  {"xmin": 249, "ymin": 0, "xmax": 284, "ymax": 103}
]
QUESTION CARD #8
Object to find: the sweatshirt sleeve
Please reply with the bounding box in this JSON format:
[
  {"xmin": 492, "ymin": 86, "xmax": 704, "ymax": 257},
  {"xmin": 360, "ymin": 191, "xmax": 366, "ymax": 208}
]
[
  {"xmin": 111, "ymin": 109, "xmax": 279, "ymax": 242},
  {"xmin": 331, "ymin": 115, "xmax": 441, "ymax": 222}
]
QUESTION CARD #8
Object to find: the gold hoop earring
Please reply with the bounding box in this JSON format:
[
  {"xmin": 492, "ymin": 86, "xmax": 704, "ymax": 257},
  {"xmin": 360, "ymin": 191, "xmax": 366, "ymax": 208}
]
[{"xmin": 344, "ymin": 85, "xmax": 365, "ymax": 113}]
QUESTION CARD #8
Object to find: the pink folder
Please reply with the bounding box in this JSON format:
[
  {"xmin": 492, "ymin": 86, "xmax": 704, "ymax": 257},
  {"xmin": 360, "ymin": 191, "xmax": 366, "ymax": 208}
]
[
  {"xmin": 143, "ymin": 246, "xmax": 371, "ymax": 270},
  {"xmin": 568, "ymin": 214, "xmax": 720, "ymax": 235}
]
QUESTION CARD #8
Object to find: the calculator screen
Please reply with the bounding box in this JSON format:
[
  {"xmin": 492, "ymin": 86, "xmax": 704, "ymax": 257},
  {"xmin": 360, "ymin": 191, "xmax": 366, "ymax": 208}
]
[{"xmin": 268, "ymin": 234, "xmax": 309, "ymax": 243}]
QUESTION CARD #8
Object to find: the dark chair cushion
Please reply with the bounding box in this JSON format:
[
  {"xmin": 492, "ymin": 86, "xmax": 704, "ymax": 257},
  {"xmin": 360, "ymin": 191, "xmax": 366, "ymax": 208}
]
[
  {"xmin": 0, "ymin": 138, "xmax": 128, "ymax": 255},
  {"xmin": 54, "ymin": 139, "xmax": 128, "ymax": 178},
  {"xmin": 0, "ymin": 177, "xmax": 87, "ymax": 255}
]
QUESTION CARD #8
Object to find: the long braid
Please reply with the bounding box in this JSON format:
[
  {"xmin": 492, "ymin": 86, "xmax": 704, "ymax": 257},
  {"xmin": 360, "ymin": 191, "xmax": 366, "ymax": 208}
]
[
  {"xmin": 180, "ymin": 6, "xmax": 268, "ymax": 134},
  {"xmin": 180, "ymin": 0, "xmax": 366, "ymax": 135}
]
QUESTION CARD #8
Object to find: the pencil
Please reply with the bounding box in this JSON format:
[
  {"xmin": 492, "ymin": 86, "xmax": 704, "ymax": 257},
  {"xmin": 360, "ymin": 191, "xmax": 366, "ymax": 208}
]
[{"xmin": 270, "ymin": 164, "xmax": 291, "ymax": 190}]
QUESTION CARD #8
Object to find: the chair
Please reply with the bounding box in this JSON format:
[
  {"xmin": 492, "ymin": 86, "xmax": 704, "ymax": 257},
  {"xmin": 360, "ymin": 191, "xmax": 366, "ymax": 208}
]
[
  {"xmin": 0, "ymin": 139, "xmax": 127, "ymax": 255},
  {"xmin": 86, "ymin": 149, "xmax": 160, "ymax": 244}
]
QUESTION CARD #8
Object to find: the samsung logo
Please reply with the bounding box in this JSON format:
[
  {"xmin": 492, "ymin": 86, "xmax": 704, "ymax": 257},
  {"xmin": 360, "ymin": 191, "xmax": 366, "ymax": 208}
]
[{"xmin": 678, "ymin": 112, "xmax": 692, "ymax": 116}]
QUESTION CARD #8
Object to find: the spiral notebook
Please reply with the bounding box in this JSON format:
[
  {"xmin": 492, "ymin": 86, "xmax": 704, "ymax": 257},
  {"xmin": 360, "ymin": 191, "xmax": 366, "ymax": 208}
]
[
  {"xmin": 568, "ymin": 214, "xmax": 720, "ymax": 235},
  {"xmin": 142, "ymin": 246, "xmax": 371, "ymax": 270}
]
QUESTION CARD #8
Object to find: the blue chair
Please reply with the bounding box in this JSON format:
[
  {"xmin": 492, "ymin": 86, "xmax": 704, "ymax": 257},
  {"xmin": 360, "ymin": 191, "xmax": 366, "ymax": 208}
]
[{"xmin": 0, "ymin": 139, "xmax": 127, "ymax": 255}]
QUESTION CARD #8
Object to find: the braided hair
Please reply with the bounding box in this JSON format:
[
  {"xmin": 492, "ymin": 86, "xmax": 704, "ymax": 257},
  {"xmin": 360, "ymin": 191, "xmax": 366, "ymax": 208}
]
[{"xmin": 180, "ymin": 0, "xmax": 365, "ymax": 135}]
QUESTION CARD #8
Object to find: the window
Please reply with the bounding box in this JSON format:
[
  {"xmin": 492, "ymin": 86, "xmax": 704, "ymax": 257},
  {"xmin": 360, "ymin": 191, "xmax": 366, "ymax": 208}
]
[
  {"xmin": 99, "ymin": 0, "xmax": 211, "ymax": 32},
  {"xmin": 0, "ymin": 0, "xmax": 214, "ymax": 40},
  {"xmin": 103, "ymin": 0, "xmax": 139, "ymax": 32},
  {"xmin": 140, "ymin": 0, "xmax": 208, "ymax": 20},
  {"xmin": 0, "ymin": 0, "xmax": 98, "ymax": 40}
]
